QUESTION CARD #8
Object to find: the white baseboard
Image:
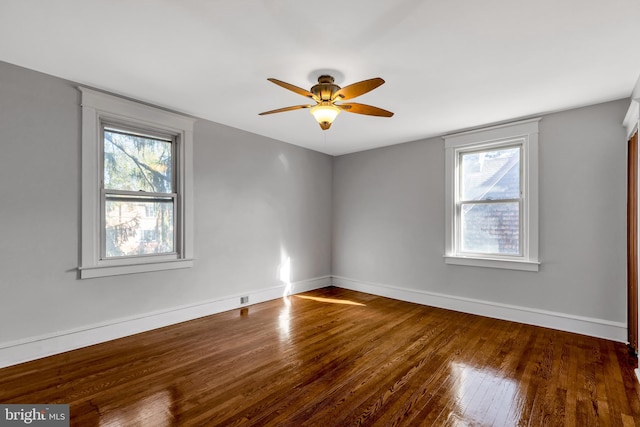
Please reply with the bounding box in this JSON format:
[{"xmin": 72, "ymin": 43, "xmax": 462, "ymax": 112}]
[
  {"xmin": 1, "ymin": 274, "xmax": 626, "ymax": 369},
  {"xmin": 0, "ymin": 275, "xmax": 330, "ymax": 369},
  {"xmin": 332, "ymin": 275, "xmax": 627, "ymax": 343}
]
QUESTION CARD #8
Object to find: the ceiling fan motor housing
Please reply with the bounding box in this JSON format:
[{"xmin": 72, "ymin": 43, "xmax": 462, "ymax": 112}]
[{"xmin": 311, "ymin": 75, "xmax": 341, "ymax": 101}]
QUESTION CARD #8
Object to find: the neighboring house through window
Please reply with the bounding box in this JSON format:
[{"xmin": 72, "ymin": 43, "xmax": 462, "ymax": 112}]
[
  {"xmin": 79, "ymin": 88, "xmax": 195, "ymax": 279},
  {"xmin": 444, "ymin": 118, "xmax": 540, "ymax": 271}
]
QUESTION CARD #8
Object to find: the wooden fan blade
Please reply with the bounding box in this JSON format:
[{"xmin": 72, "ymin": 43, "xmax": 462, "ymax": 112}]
[
  {"xmin": 332, "ymin": 78, "xmax": 385, "ymax": 100},
  {"xmin": 339, "ymin": 102, "xmax": 394, "ymax": 117},
  {"xmin": 267, "ymin": 78, "xmax": 319, "ymax": 101},
  {"xmin": 259, "ymin": 105, "xmax": 313, "ymax": 115}
]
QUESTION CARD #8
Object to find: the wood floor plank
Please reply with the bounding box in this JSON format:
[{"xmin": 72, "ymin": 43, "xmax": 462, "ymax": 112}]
[
  {"xmin": 335, "ymin": 314, "xmax": 475, "ymax": 426},
  {"xmin": 1, "ymin": 287, "xmax": 640, "ymax": 426}
]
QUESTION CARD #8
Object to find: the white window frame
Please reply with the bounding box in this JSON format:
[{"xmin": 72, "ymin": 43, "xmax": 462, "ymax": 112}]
[
  {"xmin": 444, "ymin": 118, "xmax": 540, "ymax": 271},
  {"xmin": 79, "ymin": 87, "xmax": 195, "ymax": 279}
]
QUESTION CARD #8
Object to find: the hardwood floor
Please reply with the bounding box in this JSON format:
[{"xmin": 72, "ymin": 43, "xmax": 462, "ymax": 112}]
[{"xmin": 1, "ymin": 287, "xmax": 640, "ymax": 426}]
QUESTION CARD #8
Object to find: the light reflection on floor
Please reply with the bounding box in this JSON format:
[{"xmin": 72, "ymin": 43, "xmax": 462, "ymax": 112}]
[
  {"xmin": 278, "ymin": 297, "xmax": 291, "ymax": 341},
  {"xmin": 99, "ymin": 389, "xmax": 174, "ymax": 427},
  {"xmin": 448, "ymin": 362, "xmax": 519, "ymax": 426}
]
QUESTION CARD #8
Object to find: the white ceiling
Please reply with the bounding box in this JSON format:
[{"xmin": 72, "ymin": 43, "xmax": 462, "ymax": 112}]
[{"xmin": 2, "ymin": 0, "xmax": 640, "ymax": 155}]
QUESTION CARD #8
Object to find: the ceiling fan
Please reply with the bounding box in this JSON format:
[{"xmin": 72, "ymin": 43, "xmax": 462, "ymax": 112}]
[{"xmin": 259, "ymin": 75, "xmax": 394, "ymax": 130}]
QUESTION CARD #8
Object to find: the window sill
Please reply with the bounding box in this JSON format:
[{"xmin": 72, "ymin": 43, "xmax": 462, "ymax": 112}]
[
  {"xmin": 444, "ymin": 255, "xmax": 539, "ymax": 272},
  {"xmin": 79, "ymin": 258, "xmax": 194, "ymax": 279}
]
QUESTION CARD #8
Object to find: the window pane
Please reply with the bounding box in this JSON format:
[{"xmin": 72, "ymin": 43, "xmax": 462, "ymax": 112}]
[
  {"xmin": 105, "ymin": 197, "xmax": 174, "ymax": 257},
  {"xmin": 461, "ymin": 202, "xmax": 519, "ymax": 255},
  {"xmin": 104, "ymin": 129, "xmax": 173, "ymax": 193},
  {"xmin": 461, "ymin": 146, "xmax": 520, "ymax": 201}
]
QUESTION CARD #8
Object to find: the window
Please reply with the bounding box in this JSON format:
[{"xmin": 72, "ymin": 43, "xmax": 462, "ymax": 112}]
[
  {"xmin": 79, "ymin": 88, "xmax": 195, "ymax": 279},
  {"xmin": 459, "ymin": 145, "xmax": 521, "ymax": 255},
  {"xmin": 103, "ymin": 126, "xmax": 175, "ymax": 258},
  {"xmin": 444, "ymin": 118, "xmax": 540, "ymax": 271}
]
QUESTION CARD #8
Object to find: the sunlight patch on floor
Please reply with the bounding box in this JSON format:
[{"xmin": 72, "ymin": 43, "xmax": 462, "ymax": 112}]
[{"xmin": 294, "ymin": 295, "xmax": 366, "ymax": 306}]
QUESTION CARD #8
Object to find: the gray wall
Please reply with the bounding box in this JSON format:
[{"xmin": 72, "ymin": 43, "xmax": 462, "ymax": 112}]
[
  {"xmin": 0, "ymin": 58, "xmax": 629, "ymax": 346},
  {"xmin": 332, "ymin": 99, "xmax": 628, "ymax": 323},
  {"xmin": 0, "ymin": 61, "xmax": 333, "ymax": 343}
]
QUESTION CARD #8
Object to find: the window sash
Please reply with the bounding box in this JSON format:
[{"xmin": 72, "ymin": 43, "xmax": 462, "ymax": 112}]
[
  {"xmin": 456, "ymin": 199, "xmax": 523, "ymax": 257},
  {"xmin": 457, "ymin": 143, "xmax": 522, "ymax": 202},
  {"xmin": 102, "ymin": 123, "xmax": 176, "ymax": 193},
  {"xmin": 100, "ymin": 192, "xmax": 178, "ymax": 260}
]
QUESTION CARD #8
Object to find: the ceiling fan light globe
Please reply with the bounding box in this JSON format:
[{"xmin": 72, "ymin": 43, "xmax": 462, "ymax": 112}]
[{"xmin": 310, "ymin": 104, "xmax": 340, "ymax": 129}]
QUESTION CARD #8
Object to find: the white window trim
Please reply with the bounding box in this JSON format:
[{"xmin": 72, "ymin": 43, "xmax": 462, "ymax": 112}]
[
  {"xmin": 444, "ymin": 118, "xmax": 540, "ymax": 272},
  {"xmin": 79, "ymin": 87, "xmax": 195, "ymax": 279}
]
